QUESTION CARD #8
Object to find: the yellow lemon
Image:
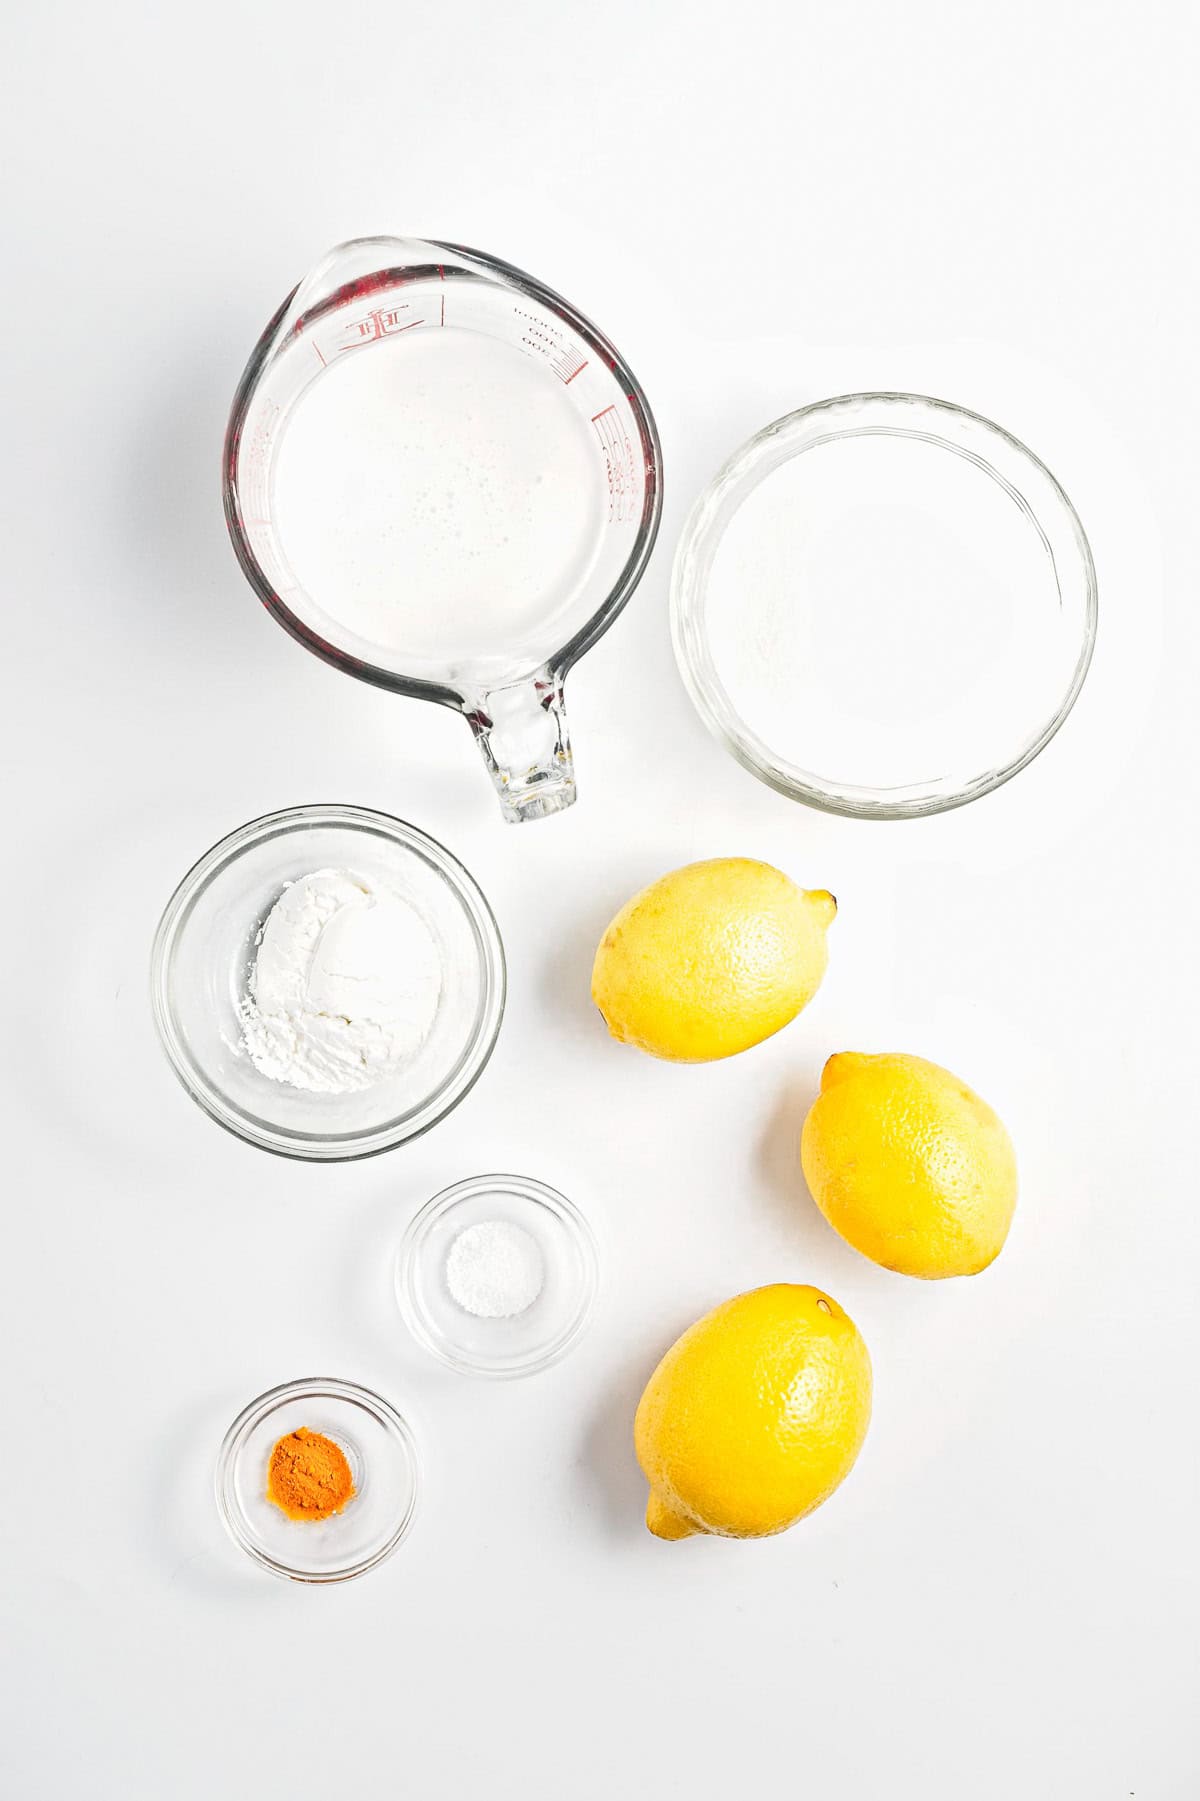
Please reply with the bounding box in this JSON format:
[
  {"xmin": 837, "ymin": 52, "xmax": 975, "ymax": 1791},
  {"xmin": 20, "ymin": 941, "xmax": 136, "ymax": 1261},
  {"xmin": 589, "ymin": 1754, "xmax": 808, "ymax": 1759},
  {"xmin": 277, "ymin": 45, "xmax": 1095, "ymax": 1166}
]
[
  {"xmin": 634, "ymin": 1284, "xmax": 872, "ymax": 1540},
  {"xmin": 592, "ymin": 859, "xmax": 835, "ymax": 1062},
  {"xmin": 801, "ymin": 1052, "xmax": 1018, "ymax": 1278}
]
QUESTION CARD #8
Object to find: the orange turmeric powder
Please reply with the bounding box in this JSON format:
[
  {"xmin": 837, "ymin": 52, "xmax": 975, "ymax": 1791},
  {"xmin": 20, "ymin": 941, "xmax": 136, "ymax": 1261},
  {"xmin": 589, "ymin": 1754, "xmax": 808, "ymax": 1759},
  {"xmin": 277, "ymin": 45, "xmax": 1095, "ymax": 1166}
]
[{"xmin": 267, "ymin": 1427, "xmax": 355, "ymax": 1522}]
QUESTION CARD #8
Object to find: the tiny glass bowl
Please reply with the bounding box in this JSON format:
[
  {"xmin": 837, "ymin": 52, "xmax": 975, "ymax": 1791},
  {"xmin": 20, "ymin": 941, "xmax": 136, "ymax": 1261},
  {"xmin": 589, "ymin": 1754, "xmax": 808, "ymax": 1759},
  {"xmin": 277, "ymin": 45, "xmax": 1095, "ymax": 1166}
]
[
  {"xmin": 215, "ymin": 1377, "xmax": 420, "ymax": 1583},
  {"xmin": 672, "ymin": 392, "xmax": 1098, "ymax": 819},
  {"xmin": 396, "ymin": 1174, "xmax": 600, "ymax": 1378},
  {"xmin": 151, "ymin": 804, "xmax": 506, "ymax": 1160}
]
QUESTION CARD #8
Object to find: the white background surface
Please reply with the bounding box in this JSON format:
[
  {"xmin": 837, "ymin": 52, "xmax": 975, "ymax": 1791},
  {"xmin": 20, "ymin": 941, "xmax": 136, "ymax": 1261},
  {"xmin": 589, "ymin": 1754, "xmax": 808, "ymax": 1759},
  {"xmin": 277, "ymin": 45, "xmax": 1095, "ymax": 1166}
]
[{"xmin": 2, "ymin": 3, "xmax": 1197, "ymax": 1796}]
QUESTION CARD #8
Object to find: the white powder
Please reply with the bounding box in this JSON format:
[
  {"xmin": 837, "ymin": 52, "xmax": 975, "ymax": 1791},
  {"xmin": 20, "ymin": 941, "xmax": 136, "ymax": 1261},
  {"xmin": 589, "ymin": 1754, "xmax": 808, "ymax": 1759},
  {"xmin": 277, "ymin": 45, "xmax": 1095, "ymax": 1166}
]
[
  {"xmin": 445, "ymin": 1220, "xmax": 544, "ymax": 1319},
  {"xmin": 239, "ymin": 868, "xmax": 442, "ymax": 1094}
]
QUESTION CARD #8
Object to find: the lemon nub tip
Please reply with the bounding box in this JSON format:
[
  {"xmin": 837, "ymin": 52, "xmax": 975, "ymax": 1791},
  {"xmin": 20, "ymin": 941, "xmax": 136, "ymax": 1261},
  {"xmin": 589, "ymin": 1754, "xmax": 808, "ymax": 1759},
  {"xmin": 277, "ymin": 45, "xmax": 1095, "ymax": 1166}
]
[
  {"xmin": 820, "ymin": 1050, "xmax": 866, "ymax": 1088},
  {"xmin": 809, "ymin": 889, "xmax": 837, "ymax": 926},
  {"xmin": 646, "ymin": 1494, "xmax": 700, "ymax": 1540}
]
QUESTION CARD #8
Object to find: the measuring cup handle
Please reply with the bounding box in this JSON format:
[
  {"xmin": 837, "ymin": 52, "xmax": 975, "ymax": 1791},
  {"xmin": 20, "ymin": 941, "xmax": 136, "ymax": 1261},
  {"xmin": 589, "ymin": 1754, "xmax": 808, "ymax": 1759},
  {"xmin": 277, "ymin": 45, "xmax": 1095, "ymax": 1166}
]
[{"xmin": 464, "ymin": 671, "xmax": 576, "ymax": 824}]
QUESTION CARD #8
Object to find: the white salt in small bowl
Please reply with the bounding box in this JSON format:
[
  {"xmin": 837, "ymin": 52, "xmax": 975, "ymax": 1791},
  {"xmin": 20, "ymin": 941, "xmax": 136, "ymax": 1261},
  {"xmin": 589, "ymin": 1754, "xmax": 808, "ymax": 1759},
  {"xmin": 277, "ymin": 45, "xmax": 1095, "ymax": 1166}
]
[{"xmin": 395, "ymin": 1175, "xmax": 599, "ymax": 1378}]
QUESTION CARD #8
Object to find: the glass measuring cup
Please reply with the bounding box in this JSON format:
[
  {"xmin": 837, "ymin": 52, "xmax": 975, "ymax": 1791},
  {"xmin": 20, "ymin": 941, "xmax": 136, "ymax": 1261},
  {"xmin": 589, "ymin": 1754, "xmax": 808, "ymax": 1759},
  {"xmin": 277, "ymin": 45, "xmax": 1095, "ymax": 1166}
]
[{"xmin": 223, "ymin": 237, "xmax": 662, "ymax": 822}]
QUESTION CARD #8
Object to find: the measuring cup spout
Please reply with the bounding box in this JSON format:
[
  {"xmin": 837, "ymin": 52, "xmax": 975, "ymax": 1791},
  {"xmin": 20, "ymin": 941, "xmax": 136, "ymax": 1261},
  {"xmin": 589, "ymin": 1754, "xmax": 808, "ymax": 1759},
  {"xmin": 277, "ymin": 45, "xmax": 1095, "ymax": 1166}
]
[{"xmin": 464, "ymin": 671, "xmax": 576, "ymax": 824}]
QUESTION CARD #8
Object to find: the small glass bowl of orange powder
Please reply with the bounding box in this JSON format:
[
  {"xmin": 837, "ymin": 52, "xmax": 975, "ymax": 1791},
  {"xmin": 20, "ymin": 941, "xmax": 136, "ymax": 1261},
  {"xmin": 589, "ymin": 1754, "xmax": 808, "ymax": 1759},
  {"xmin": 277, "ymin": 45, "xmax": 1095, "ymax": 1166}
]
[{"xmin": 216, "ymin": 1377, "xmax": 420, "ymax": 1582}]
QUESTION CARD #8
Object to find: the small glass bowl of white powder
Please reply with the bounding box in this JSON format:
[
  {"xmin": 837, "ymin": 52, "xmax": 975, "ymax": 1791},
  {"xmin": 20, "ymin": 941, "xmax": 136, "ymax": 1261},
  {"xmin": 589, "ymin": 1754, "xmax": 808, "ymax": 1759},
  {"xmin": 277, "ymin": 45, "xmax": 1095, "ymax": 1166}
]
[
  {"xmin": 151, "ymin": 805, "xmax": 505, "ymax": 1159},
  {"xmin": 395, "ymin": 1175, "xmax": 599, "ymax": 1377}
]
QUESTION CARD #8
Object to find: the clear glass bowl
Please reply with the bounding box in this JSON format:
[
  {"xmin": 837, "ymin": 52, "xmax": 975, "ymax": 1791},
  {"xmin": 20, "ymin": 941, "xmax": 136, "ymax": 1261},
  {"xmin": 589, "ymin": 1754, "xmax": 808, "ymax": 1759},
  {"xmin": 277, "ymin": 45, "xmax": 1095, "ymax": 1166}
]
[
  {"xmin": 215, "ymin": 1376, "xmax": 420, "ymax": 1583},
  {"xmin": 671, "ymin": 393, "xmax": 1098, "ymax": 818},
  {"xmin": 395, "ymin": 1174, "xmax": 600, "ymax": 1378},
  {"xmin": 151, "ymin": 805, "xmax": 505, "ymax": 1160}
]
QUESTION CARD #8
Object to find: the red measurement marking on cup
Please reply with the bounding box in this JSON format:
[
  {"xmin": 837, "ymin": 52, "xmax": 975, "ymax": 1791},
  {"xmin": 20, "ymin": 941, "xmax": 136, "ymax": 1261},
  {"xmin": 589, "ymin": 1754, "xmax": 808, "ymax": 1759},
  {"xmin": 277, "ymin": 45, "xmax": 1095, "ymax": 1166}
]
[
  {"xmin": 335, "ymin": 306, "xmax": 425, "ymax": 354},
  {"xmin": 312, "ymin": 341, "xmax": 327, "ymax": 367},
  {"xmin": 591, "ymin": 404, "xmax": 636, "ymax": 523},
  {"xmin": 440, "ymin": 294, "xmax": 445, "ymax": 326},
  {"xmin": 512, "ymin": 307, "xmax": 586, "ymax": 383},
  {"xmin": 548, "ymin": 346, "xmax": 586, "ymax": 383}
]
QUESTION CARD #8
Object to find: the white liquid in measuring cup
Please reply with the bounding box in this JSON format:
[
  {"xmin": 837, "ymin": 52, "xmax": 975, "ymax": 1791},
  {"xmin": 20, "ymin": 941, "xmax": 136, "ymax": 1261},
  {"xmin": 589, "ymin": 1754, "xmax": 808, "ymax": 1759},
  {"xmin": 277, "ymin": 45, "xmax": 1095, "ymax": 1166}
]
[{"xmin": 270, "ymin": 330, "xmax": 607, "ymax": 675}]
